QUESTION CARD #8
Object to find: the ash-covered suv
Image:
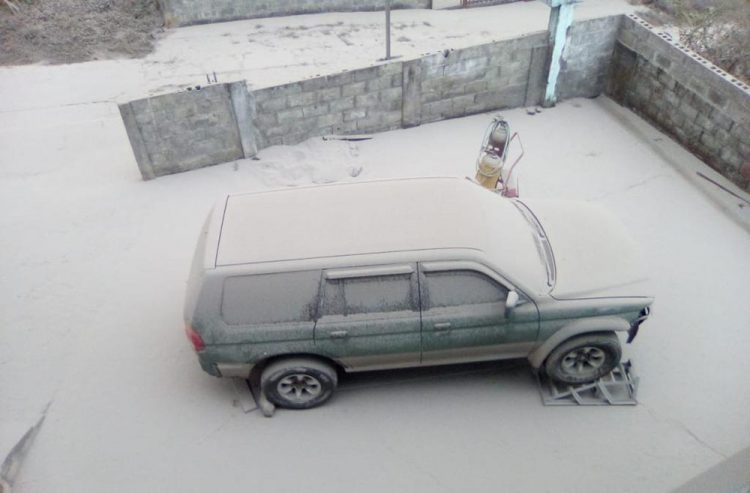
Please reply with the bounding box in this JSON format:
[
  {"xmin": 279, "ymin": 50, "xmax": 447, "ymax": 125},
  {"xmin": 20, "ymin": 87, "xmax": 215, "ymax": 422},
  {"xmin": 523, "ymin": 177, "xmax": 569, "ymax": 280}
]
[{"xmin": 184, "ymin": 177, "xmax": 652, "ymax": 409}]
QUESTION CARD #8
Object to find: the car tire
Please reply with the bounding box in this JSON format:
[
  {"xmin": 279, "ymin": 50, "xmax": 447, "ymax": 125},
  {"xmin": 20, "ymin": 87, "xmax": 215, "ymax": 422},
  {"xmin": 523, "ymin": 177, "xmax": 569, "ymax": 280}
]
[
  {"xmin": 544, "ymin": 333, "xmax": 622, "ymax": 385},
  {"xmin": 261, "ymin": 358, "xmax": 338, "ymax": 410}
]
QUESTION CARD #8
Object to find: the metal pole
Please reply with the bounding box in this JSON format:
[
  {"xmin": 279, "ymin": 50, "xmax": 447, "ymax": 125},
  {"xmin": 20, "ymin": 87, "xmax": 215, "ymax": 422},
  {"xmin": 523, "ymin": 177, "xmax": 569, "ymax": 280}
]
[{"xmin": 385, "ymin": 0, "xmax": 391, "ymax": 60}]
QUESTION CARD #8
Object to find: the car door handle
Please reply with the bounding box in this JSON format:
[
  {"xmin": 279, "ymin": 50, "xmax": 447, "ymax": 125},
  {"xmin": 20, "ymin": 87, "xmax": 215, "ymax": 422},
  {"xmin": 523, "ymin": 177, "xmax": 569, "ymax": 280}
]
[
  {"xmin": 434, "ymin": 322, "xmax": 452, "ymax": 330},
  {"xmin": 330, "ymin": 330, "xmax": 349, "ymax": 339}
]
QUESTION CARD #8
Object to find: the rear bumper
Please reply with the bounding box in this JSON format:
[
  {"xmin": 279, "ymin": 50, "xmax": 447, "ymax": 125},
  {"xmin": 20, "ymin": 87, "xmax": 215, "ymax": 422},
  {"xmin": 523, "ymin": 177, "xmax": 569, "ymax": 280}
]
[
  {"xmin": 627, "ymin": 306, "xmax": 650, "ymax": 343},
  {"xmin": 197, "ymin": 353, "xmax": 253, "ymax": 378}
]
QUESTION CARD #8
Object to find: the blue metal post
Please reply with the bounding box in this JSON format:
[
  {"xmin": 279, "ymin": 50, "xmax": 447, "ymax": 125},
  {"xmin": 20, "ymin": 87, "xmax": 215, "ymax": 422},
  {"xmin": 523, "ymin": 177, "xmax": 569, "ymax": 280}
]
[{"xmin": 543, "ymin": 0, "xmax": 576, "ymax": 107}]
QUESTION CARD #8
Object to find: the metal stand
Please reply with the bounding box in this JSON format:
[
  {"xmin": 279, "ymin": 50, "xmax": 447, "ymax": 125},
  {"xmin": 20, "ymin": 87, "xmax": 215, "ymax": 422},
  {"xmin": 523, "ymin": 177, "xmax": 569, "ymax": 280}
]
[
  {"xmin": 536, "ymin": 361, "xmax": 639, "ymax": 406},
  {"xmin": 232, "ymin": 377, "xmax": 276, "ymax": 417}
]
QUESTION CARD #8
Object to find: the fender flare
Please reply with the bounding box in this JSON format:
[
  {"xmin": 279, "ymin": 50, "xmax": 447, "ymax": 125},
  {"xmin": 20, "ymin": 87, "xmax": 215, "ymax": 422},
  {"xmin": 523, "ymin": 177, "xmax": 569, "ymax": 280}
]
[{"xmin": 527, "ymin": 316, "xmax": 630, "ymax": 369}]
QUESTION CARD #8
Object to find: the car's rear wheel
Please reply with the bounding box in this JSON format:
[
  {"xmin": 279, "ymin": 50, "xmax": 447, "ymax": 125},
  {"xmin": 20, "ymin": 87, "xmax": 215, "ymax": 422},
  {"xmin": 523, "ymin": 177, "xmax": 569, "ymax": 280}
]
[
  {"xmin": 544, "ymin": 333, "xmax": 622, "ymax": 384},
  {"xmin": 261, "ymin": 358, "xmax": 338, "ymax": 409}
]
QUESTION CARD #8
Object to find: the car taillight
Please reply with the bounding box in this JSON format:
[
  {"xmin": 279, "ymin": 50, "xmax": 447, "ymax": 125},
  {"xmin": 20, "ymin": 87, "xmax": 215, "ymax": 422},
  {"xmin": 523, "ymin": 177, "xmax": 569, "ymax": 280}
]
[{"xmin": 185, "ymin": 325, "xmax": 205, "ymax": 352}]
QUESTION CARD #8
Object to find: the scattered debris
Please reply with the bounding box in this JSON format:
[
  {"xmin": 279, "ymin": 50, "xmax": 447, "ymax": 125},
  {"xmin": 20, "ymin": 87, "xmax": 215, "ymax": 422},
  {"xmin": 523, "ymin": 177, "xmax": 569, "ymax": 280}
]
[
  {"xmin": 696, "ymin": 171, "xmax": 750, "ymax": 206},
  {"xmin": 322, "ymin": 135, "xmax": 373, "ymax": 142}
]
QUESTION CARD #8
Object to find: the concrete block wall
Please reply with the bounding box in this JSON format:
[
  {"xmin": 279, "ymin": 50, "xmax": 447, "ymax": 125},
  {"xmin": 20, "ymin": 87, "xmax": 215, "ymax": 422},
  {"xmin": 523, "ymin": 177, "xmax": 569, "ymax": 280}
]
[
  {"xmin": 253, "ymin": 63, "xmax": 404, "ymax": 148},
  {"xmin": 607, "ymin": 15, "xmax": 750, "ymax": 190},
  {"xmin": 158, "ymin": 0, "xmax": 431, "ymax": 27},
  {"xmin": 413, "ymin": 33, "xmax": 548, "ymax": 125},
  {"xmin": 119, "ymin": 82, "xmax": 257, "ymax": 179},
  {"xmin": 120, "ymin": 16, "xmax": 625, "ymax": 179},
  {"xmin": 558, "ymin": 16, "xmax": 622, "ymax": 101}
]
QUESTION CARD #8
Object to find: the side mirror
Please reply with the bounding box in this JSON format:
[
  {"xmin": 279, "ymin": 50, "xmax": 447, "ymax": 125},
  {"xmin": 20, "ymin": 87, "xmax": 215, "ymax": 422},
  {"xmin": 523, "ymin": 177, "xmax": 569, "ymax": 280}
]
[{"xmin": 505, "ymin": 290, "xmax": 519, "ymax": 316}]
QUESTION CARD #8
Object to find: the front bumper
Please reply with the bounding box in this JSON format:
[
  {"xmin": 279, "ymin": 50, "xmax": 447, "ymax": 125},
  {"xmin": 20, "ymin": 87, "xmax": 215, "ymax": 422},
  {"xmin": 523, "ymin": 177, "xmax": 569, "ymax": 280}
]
[{"xmin": 627, "ymin": 306, "xmax": 650, "ymax": 343}]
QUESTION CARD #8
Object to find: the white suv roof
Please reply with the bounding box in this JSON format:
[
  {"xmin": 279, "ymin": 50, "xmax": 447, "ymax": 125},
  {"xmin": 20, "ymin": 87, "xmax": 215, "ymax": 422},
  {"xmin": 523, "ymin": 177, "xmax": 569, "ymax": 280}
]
[{"xmin": 214, "ymin": 177, "xmax": 547, "ymax": 292}]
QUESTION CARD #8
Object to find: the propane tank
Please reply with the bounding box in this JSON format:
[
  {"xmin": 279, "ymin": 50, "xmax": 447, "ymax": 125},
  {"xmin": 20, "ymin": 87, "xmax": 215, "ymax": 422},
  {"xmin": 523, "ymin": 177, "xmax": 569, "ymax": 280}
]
[
  {"xmin": 473, "ymin": 116, "xmax": 523, "ymax": 197},
  {"xmin": 475, "ymin": 152, "xmax": 503, "ymax": 189}
]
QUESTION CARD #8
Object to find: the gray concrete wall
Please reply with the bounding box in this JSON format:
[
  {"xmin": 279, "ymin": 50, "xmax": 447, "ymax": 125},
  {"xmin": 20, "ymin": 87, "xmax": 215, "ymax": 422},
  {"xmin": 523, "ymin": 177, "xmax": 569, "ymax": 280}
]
[
  {"xmin": 558, "ymin": 16, "xmax": 622, "ymax": 101},
  {"xmin": 253, "ymin": 64, "xmax": 404, "ymax": 148},
  {"xmin": 121, "ymin": 17, "xmax": 623, "ymax": 179},
  {"xmin": 415, "ymin": 33, "xmax": 548, "ymax": 125},
  {"xmin": 119, "ymin": 81, "xmax": 257, "ymax": 179},
  {"xmin": 607, "ymin": 14, "xmax": 750, "ymax": 190},
  {"xmin": 158, "ymin": 0, "xmax": 431, "ymax": 27}
]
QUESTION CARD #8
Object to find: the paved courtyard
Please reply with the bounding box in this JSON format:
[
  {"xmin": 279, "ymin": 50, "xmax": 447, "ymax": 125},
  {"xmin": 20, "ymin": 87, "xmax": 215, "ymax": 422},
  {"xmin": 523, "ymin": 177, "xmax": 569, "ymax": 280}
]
[{"xmin": 1, "ymin": 2, "xmax": 750, "ymax": 492}]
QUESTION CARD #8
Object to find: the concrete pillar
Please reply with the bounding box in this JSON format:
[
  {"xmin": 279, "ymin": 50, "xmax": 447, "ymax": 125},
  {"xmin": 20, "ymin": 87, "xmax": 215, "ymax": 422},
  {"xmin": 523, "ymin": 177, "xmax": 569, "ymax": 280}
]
[
  {"xmin": 542, "ymin": 0, "xmax": 576, "ymax": 107},
  {"xmin": 229, "ymin": 81, "xmax": 259, "ymax": 158}
]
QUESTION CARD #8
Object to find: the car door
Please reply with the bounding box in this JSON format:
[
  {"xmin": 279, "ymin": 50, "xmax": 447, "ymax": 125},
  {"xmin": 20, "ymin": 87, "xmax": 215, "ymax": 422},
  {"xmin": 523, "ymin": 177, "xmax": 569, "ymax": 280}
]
[
  {"xmin": 419, "ymin": 262, "xmax": 539, "ymax": 365},
  {"xmin": 314, "ymin": 264, "xmax": 422, "ymax": 371}
]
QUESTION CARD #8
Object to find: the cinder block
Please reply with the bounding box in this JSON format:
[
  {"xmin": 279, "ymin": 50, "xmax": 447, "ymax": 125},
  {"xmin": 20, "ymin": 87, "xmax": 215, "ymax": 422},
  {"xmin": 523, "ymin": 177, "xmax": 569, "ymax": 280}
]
[
  {"xmin": 379, "ymin": 62, "xmax": 403, "ymax": 76},
  {"xmin": 342, "ymin": 81, "xmax": 367, "ymax": 97},
  {"xmin": 301, "ymin": 104, "xmax": 329, "ymax": 118},
  {"xmin": 317, "ymin": 113, "xmax": 343, "ymax": 128},
  {"xmin": 463, "ymin": 79, "xmax": 489, "ymax": 95},
  {"xmin": 421, "ymin": 90, "xmax": 441, "ymax": 103},
  {"xmin": 286, "ymin": 92, "xmax": 316, "ymax": 108},
  {"xmin": 706, "ymin": 88, "xmax": 728, "ymax": 109},
  {"xmin": 316, "ymin": 87, "xmax": 342, "ymax": 103},
  {"xmin": 262, "ymin": 125, "xmax": 288, "ymax": 138},
  {"xmin": 329, "ymin": 96, "xmax": 356, "ymax": 112},
  {"xmin": 451, "ymin": 94, "xmax": 476, "ymax": 114},
  {"xmin": 700, "ymin": 131, "xmax": 719, "ymax": 150},
  {"xmin": 471, "ymin": 91, "xmax": 503, "ymax": 111},
  {"xmin": 366, "ymin": 77, "xmax": 392, "ymax": 92},
  {"xmin": 380, "ymin": 86, "xmax": 403, "ymax": 103},
  {"xmin": 259, "ymin": 97, "xmax": 288, "ymax": 113},
  {"xmin": 422, "ymin": 99, "xmax": 453, "ymax": 118},
  {"xmin": 254, "ymin": 113, "xmax": 279, "ymax": 129},
  {"xmin": 730, "ymin": 123, "xmax": 748, "ymax": 141},
  {"xmin": 301, "ymin": 77, "xmax": 329, "ymax": 92},
  {"xmin": 277, "ymin": 107, "xmax": 304, "ymax": 124},
  {"xmin": 457, "ymin": 44, "xmax": 491, "ymax": 61},
  {"xmin": 344, "ymin": 108, "xmax": 367, "ymax": 121},
  {"xmin": 353, "ymin": 66, "xmax": 382, "ymax": 82},
  {"xmin": 326, "ymin": 71, "xmax": 354, "ymax": 86},
  {"xmin": 334, "ymin": 121, "xmax": 359, "ymax": 134},
  {"xmin": 657, "ymin": 70, "xmax": 677, "ymax": 90},
  {"xmin": 355, "ymin": 93, "xmax": 380, "ymax": 108}
]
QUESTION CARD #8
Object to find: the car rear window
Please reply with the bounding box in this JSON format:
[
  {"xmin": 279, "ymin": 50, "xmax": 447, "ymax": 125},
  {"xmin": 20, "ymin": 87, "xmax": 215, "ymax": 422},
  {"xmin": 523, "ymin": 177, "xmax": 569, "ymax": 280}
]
[{"xmin": 221, "ymin": 271, "xmax": 321, "ymax": 325}]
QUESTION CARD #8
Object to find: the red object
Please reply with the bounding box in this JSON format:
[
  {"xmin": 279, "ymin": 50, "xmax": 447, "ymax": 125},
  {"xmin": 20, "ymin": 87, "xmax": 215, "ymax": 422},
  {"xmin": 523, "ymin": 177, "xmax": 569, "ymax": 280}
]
[{"xmin": 185, "ymin": 325, "xmax": 205, "ymax": 351}]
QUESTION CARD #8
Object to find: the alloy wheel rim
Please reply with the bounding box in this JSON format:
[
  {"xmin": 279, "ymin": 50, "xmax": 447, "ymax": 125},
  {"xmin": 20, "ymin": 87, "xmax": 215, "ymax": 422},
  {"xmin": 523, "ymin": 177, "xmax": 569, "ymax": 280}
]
[
  {"xmin": 277, "ymin": 373, "xmax": 322, "ymax": 403},
  {"xmin": 561, "ymin": 346, "xmax": 606, "ymax": 375}
]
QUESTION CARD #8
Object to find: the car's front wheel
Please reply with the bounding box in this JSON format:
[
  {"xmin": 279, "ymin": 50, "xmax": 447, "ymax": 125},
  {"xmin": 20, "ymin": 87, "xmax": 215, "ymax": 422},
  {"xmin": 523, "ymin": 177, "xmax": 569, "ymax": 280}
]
[
  {"xmin": 544, "ymin": 333, "xmax": 622, "ymax": 384},
  {"xmin": 261, "ymin": 358, "xmax": 338, "ymax": 409}
]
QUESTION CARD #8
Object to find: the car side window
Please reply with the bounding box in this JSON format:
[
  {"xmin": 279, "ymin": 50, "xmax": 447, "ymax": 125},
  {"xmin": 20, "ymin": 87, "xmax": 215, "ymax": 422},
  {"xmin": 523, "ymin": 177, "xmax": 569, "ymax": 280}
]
[
  {"xmin": 322, "ymin": 274, "xmax": 415, "ymax": 316},
  {"xmin": 221, "ymin": 271, "xmax": 320, "ymax": 325},
  {"xmin": 423, "ymin": 270, "xmax": 508, "ymax": 309}
]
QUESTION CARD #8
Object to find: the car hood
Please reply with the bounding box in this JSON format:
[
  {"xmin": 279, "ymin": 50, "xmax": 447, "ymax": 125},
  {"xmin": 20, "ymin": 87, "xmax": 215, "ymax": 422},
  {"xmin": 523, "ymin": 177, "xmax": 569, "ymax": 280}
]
[{"xmin": 520, "ymin": 199, "xmax": 651, "ymax": 300}]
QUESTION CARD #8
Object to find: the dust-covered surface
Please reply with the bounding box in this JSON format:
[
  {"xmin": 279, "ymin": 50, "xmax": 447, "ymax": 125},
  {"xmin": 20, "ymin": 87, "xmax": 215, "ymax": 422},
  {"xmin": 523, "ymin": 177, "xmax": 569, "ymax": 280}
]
[
  {"xmin": 2, "ymin": 94, "xmax": 750, "ymax": 492},
  {"xmin": 2, "ymin": 1, "xmax": 750, "ymax": 491},
  {"xmin": 0, "ymin": 0, "xmax": 638, "ymax": 102},
  {"xmin": 0, "ymin": 0, "xmax": 163, "ymax": 65}
]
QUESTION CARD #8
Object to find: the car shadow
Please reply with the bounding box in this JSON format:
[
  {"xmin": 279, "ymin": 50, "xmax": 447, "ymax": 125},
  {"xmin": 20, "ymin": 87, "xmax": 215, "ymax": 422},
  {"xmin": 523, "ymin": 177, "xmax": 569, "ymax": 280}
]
[{"xmin": 336, "ymin": 358, "xmax": 536, "ymax": 393}]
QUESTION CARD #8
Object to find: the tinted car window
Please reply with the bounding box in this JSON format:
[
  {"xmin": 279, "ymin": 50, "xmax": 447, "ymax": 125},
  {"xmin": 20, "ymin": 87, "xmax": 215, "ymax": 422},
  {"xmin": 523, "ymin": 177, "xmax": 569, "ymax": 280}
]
[
  {"xmin": 222, "ymin": 271, "xmax": 321, "ymax": 325},
  {"xmin": 322, "ymin": 274, "xmax": 414, "ymax": 316},
  {"xmin": 424, "ymin": 270, "xmax": 508, "ymax": 308}
]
